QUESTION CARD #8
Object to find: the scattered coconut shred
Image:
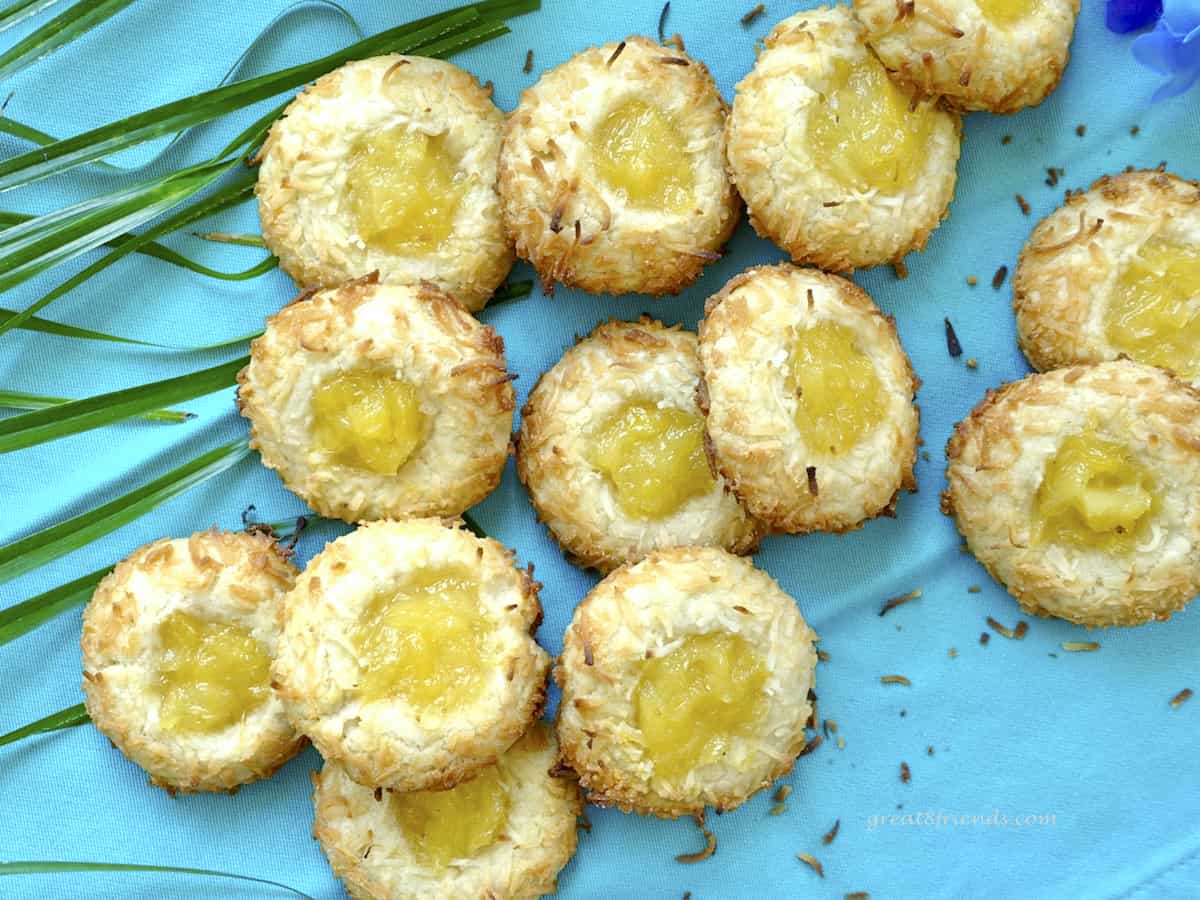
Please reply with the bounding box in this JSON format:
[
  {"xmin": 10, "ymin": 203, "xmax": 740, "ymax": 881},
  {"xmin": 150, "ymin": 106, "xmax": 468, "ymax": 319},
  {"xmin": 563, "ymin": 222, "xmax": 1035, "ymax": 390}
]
[
  {"xmin": 770, "ymin": 784, "xmax": 792, "ymax": 816},
  {"xmin": 987, "ymin": 616, "xmax": 1028, "ymax": 639},
  {"xmin": 676, "ymin": 815, "xmax": 716, "ymax": 864},
  {"xmin": 797, "ymin": 852, "xmax": 825, "ymax": 877},
  {"xmin": 823, "ymin": 819, "xmax": 841, "ymax": 844},
  {"xmin": 880, "ymin": 588, "xmax": 922, "ymax": 616}
]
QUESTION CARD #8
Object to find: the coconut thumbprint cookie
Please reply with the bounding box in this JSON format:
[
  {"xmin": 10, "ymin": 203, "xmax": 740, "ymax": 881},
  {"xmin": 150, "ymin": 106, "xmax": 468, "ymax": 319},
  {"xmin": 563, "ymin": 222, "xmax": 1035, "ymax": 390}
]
[
  {"xmin": 944, "ymin": 361, "xmax": 1200, "ymax": 627},
  {"xmin": 256, "ymin": 56, "xmax": 513, "ymax": 312},
  {"xmin": 500, "ymin": 36, "xmax": 740, "ymax": 296},
  {"xmin": 238, "ymin": 278, "xmax": 514, "ymax": 524},
  {"xmin": 312, "ymin": 724, "xmax": 581, "ymax": 900},
  {"xmin": 81, "ymin": 529, "xmax": 304, "ymax": 794},
  {"xmin": 555, "ymin": 547, "xmax": 819, "ymax": 818},
  {"xmin": 854, "ymin": 0, "xmax": 1080, "ymax": 113},
  {"xmin": 726, "ymin": 6, "xmax": 960, "ymax": 272},
  {"xmin": 1014, "ymin": 169, "xmax": 1200, "ymax": 383},
  {"xmin": 517, "ymin": 317, "xmax": 761, "ymax": 572},
  {"xmin": 272, "ymin": 520, "xmax": 550, "ymax": 792},
  {"xmin": 698, "ymin": 265, "xmax": 920, "ymax": 534}
]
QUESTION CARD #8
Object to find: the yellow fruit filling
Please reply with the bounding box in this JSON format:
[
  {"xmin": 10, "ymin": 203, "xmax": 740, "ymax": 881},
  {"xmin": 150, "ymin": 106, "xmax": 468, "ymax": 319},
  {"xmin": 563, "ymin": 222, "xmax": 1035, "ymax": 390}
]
[
  {"xmin": 392, "ymin": 763, "xmax": 510, "ymax": 868},
  {"xmin": 975, "ymin": 0, "xmax": 1036, "ymax": 28},
  {"xmin": 787, "ymin": 320, "xmax": 887, "ymax": 457},
  {"xmin": 1105, "ymin": 236, "xmax": 1200, "ymax": 380},
  {"xmin": 591, "ymin": 99, "xmax": 695, "ymax": 211},
  {"xmin": 807, "ymin": 56, "xmax": 936, "ymax": 193},
  {"xmin": 351, "ymin": 566, "xmax": 491, "ymax": 713},
  {"xmin": 311, "ymin": 370, "xmax": 425, "ymax": 475},
  {"xmin": 344, "ymin": 126, "xmax": 465, "ymax": 251},
  {"xmin": 588, "ymin": 401, "xmax": 716, "ymax": 519},
  {"xmin": 634, "ymin": 632, "xmax": 767, "ymax": 782},
  {"xmin": 153, "ymin": 611, "xmax": 271, "ymax": 734},
  {"xmin": 1034, "ymin": 429, "xmax": 1158, "ymax": 550}
]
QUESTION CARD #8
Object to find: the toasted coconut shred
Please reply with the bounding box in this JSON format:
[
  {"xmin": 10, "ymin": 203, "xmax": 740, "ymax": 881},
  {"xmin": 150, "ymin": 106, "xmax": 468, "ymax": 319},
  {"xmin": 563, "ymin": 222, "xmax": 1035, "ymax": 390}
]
[
  {"xmin": 797, "ymin": 852, "xmax": 825, "ymax": 877},
  {"xmin": 880, "ymin": 588, "xmax": 922, "ymax": 616},
  {"xmin": 822, "ymin": 819, "xmax": 841, "ymax": 844},
  {"xmin": 881, "ymin": 675, "xmax": 912, "ymax": 686},
  {"xmin": 1170, "ymin": 688, "xmax": 1193, "ymax": 708},
  {"xmin": 677, "ymin": 815, "xmax": 717, "ymax": 863}
]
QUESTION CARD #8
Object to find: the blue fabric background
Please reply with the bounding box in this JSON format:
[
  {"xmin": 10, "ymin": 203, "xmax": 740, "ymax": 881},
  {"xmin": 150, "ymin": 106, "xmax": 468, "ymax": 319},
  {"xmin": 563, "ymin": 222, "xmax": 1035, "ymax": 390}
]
[{"xmin": 1, "ymin": 1, "xmax": 1198, "ymax": 897}]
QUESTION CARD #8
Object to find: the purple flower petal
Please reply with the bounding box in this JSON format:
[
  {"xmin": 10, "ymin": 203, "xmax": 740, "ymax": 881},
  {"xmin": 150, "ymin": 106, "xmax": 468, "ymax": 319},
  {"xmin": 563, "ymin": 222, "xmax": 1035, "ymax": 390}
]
[
  {"xmin": 1132, "ymin": 26, "xmax": 1188, "ymax": 71},
  {"xmin": 1150, "ymin": 62, "xmax": 1200, "ymax": 98},
  {"xmin": 1107, "ymin": 0, "xmax": 1163, "ymax": 32},
  {"xmin": 1160, "ymin": 0, "xmax": 1200, "ymax": 35}
]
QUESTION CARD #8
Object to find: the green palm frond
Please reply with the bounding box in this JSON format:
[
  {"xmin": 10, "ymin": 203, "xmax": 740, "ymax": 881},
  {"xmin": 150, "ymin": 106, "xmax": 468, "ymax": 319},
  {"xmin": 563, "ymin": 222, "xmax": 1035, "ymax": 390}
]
[
  {"xmin": 0, "ymin": 0, "xmax": 137, "ymax": 82},
  {"xmin": 0, "ymin": 162, "xmax": 249, "ymax": 337},
  {"xmin": 0, "ymin": 389, "xmax": 190, "ymax": 422},
  {"xmin": 0, "ymin": 0, "xmax": 62, "ymax": 32},
  {"xmin": 0, "ymin": 159, "xmax": 236, "ymax": 309},
  {"xmin": 0, "ymin": 309, "xmax": 263, "ymax": 348},
  {"xmin": 0, "ymin": 703, "xmax": 88, "ymax": 747},
  {"xmin": 191, "ymin": 231, "xmax": 268, "ymax": 248},
  {"xmin": 0, "ymin": 116, "xmax": 59, "ymax": 147},
  {"xmin": 0, "ymin": 0, "xmax": 538, "ymax": 191},
  {"xmin": 0, "ymin": 308, "xmax": 175, "ymax": 345},
  {"xmin": 0, "ymin": 567, "xmax": 109, "ymax": 646},
  {"xmin": 0, "ymin": 439, "xmax": 250, "ymax": 585},
  {"xmin": 0, "ymin": 210, "xmax": 277, "ymax": 281},
  {"xmin": 0, "ymin": 355, "xmax": 244, "ymax": 452},
  {"xmin": 0, "ymin": 861, "xmax": 312, "ymax": 898}
]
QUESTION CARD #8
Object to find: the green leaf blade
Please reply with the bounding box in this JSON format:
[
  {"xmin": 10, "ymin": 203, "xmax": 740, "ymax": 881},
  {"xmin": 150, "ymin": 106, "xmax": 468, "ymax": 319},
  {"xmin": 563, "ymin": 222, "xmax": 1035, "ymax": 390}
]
[
  {"xmin": 0, "ymin": 0, "xmax": 137, "ymax": 82},
  {"xmin": 0, "ymin": 389, "xmax": 191, "ymax": 422},
  {"xmin": 0, "ymin": 861, "xmax": 312, "ymax": 898},
  {"xmin": 0, "ymin": 703, "xmax": 88, "ymax": 747},
  {"xmin": 0, "ymin": 439, "xmax": 251, "ymax": 586},
  {"xmin": 0, "ymin": 355, "xmax": 245, "ymax": 453},
  {"xmin": 0, "ymin": 160, "xmax": 235, "ymax": 321},
  {"xmin": 0, "ymin": 565, "xmax": 108, "ymax": 646},
  {"xmin": 0, "ymin": 308, "xmax": 152, "ymax": 344},
  {"xmin": 0, "ymin": 160, "xmax": 244, "ymax": 337},
  {"xmin": 0, "ymin": 0, "xmax": 62, "ymax": 32}
]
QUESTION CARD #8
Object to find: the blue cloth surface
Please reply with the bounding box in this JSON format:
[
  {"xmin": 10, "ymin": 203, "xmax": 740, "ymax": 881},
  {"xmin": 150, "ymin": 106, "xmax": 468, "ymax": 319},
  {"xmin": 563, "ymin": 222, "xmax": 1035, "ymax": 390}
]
[{"xmin": 1, "ymin": 1, "xmax": 1198, "ymax": 897}]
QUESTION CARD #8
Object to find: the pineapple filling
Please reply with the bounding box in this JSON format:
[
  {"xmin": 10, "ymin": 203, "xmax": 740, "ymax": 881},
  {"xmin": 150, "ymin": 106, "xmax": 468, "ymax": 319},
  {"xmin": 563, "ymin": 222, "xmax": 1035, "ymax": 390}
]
[
  {"xmin": 787, "ymin": 320, "xmax": 887, "ymax": 457},
  {"xmin": 351, "ymin": 566, "xmax": 491, "ymax": 712},
  {"xmin": 807, "ymin": 56, "xmax": 935, "ymax": 194},
  {"xmin": 975, "ymin": 0, "xmax": 1036, "ymax": 28},
  {"xmin": 1105, "ymin": 236, "xmax": 1200, "ymax": 380},
  {"xmin": 591, "ymin": 99, "xmax": 695, "ymax": 212},
  {"xmin": 311, "ymin": 370, "xmax": 425, "ymax": 475},
  {"xmin": 153, "ymin": 611, "xmax": 271, "ymax": 734},
  {"xmin": 392, "ymin": 764, "xmax": 510, "ymax": 869},
  {"xmin": 1034, "ymin": 430, "xmax": 1158, "ymax": 550},
  {"xmin": 634, "ymin": 633, "xmax": 767, "ymax": 783},
  {"xmin": 344, "ymin": 126, "xmax": 464, "ymax": 251},
  {"xmin": 588, "ymin": 401, "xmax": 716, "ymax": 520}
]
